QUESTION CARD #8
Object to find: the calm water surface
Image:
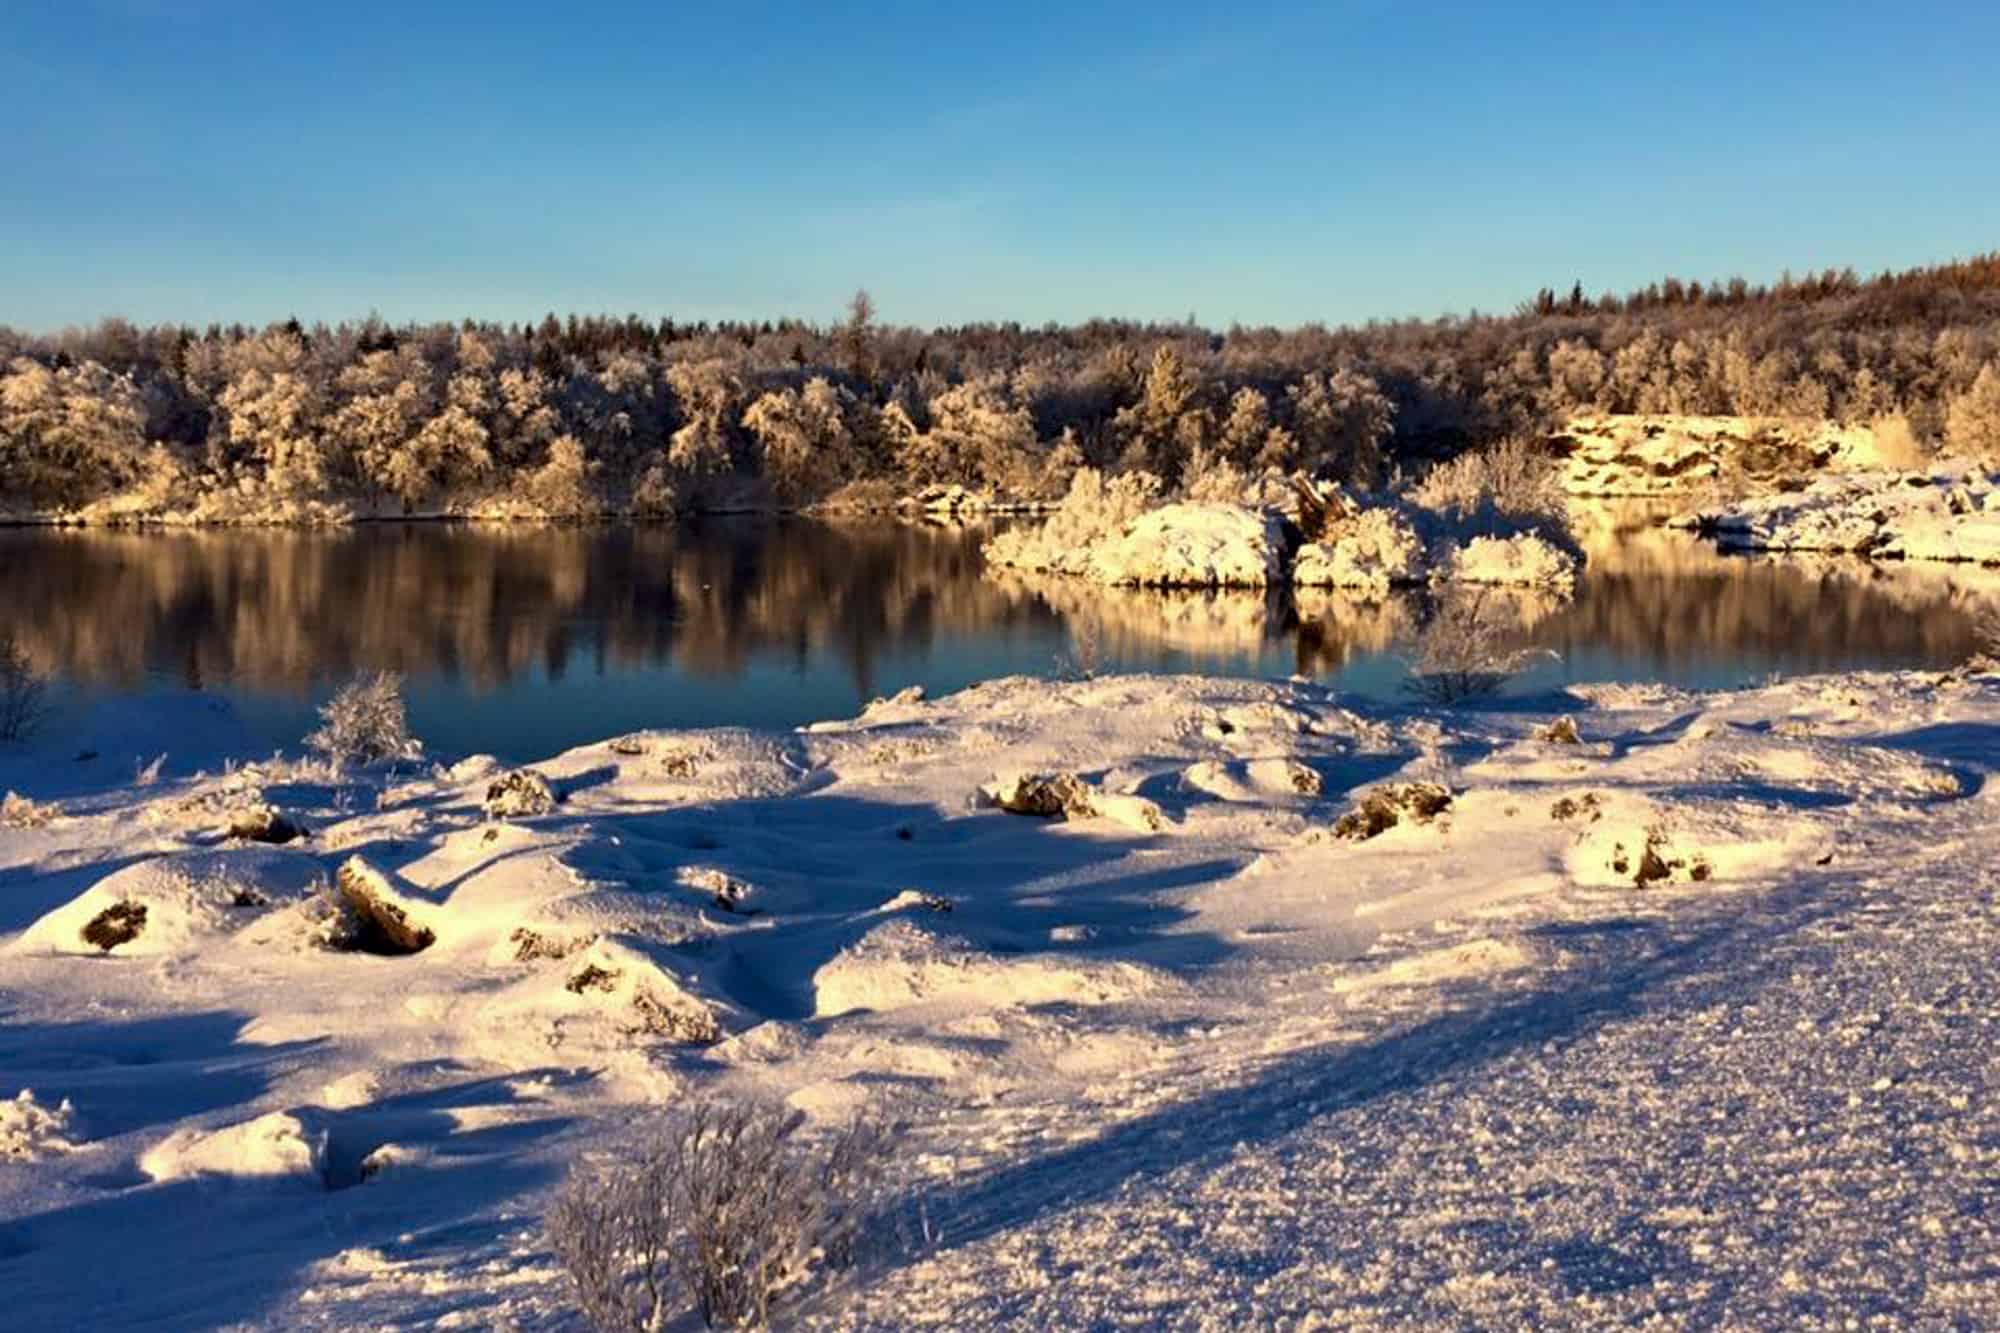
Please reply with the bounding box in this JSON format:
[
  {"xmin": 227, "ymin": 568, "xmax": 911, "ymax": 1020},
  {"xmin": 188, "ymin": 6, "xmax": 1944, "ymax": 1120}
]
[{"xmin": 2, "ymin": 516, "xmax": 1990, "ymax": 762}]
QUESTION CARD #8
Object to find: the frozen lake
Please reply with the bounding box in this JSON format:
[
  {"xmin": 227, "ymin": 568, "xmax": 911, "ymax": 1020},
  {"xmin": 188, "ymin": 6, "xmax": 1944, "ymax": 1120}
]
[{"xmin": 1, "ymin": 514, "xmax": 1989, "ymax": 761}]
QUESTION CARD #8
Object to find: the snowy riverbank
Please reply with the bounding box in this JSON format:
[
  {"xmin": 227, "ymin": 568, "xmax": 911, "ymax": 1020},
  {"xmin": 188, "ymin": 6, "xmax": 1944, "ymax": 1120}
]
[{"xmin": 3, "ymin": 666, "xmax": 1998, "ymax": 1327}]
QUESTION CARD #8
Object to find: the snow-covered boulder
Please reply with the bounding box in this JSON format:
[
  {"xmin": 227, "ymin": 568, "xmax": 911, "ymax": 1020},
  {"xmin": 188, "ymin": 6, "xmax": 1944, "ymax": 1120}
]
[
  {"xmin": 141, "ymin": 1110, "xmax": 330, "ymax": 1186},
  {"xmin": 481, "ymin": 935, "xmax": 728, "ymax": 1046},
  {"xmin": 11, "ymin": 848, "xmax": 325, "ymax": 957},
  {"xmin": 1708, "ymin": 466, "xmax": 2000, "ymax": 564},
  {"xmin": 1293, "ymin": 508, "xmax": 1425, "ymax": 592},
  {"xmin": 482, "ymin": 769, "xmax": 557, "ymax": 819}
]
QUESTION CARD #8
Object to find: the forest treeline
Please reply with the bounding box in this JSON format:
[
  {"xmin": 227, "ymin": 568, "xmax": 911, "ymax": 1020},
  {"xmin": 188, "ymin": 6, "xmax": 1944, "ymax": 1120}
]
[{"xmin": 3, "ymin": 254, "xmax": 1998, "ymax": 519}]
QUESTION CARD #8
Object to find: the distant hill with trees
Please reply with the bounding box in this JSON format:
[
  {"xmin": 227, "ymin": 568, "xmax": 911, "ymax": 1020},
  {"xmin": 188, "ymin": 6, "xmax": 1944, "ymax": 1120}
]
[{"xmin": 4, "ymin": 254, "xmax": 1997, "ymax": 520}]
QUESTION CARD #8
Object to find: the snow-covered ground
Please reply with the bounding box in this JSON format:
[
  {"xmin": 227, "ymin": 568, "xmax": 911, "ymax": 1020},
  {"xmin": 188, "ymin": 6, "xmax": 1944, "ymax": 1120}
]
[{"xmin": 3, "ymin": 665, "xmax": 1998, "ymax": 1329}]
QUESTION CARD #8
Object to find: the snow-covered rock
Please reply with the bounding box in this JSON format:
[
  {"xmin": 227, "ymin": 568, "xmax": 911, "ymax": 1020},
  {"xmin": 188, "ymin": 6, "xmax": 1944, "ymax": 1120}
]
[
  {"xmin": 10, "ymin": 847, "xmax": 325, "ymax": 956},
  {"xmin": 1705, "ymin": 465, "xmax": 2000, "ymax": 564},
  {"xmin": 141, "ymin": 1110, "xmax": 330, "ymax": 1185},
  {"xmin": 1558, "ymin": 413, "xmax": 1900, "ymax": 498}
]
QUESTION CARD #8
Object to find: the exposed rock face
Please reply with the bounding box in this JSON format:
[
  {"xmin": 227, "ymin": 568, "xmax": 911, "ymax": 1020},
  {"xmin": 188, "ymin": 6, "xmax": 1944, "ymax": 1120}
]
[
  {"xmin": 332, "ymin": 858, "xmax": 435, "ymax": 955},
  {"xmin": 81, "ymin": 901, "xmax": 147, "ymax": 951},
  {"xmin": 985, "ymin": 772, "xmax": 1098, "ymax": 820},
  {"xmin": 1333, "ymin": 783, "xmax": 1454, "ymax": 840},
  {"xmin": 1555, "ymin": 413, "xmax": 1891, "ymax": 498}
]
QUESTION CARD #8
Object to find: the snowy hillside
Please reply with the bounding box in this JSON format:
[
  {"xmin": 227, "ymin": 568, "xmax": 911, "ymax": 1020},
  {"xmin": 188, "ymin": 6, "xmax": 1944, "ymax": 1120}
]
[{"xmin": 2, "ymin": 666, "xmax": 1997, "ymax": 1328}]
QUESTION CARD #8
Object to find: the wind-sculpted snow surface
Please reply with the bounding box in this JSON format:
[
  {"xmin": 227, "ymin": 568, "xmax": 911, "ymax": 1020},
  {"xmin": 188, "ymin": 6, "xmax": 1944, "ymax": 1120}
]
[{"xmin": 1, "ymin": 665, "xmax": 1997, "ymax": 1328}]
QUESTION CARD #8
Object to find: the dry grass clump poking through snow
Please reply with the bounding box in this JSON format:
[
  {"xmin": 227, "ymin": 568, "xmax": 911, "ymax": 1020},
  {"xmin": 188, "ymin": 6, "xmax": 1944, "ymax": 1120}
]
[
  {"xmin": 1, "ymin": 790, "xmax": 59, "ymax": 828},
  {"xmin": 305, "ymin": 671, "xmax": 417, "ymax": 767},
  {"xmin": 549, "ymin": 1100, "xmax": 894, "ymax": 1330},
  {"xmin": 0, "ymin": 633, "xmax": 49, "ymax": 742}
]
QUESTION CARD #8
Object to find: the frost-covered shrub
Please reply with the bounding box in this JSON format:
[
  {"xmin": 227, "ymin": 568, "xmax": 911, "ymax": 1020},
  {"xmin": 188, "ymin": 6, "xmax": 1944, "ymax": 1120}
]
[
  {"xmin": 982, "ymin": 467, "xmax": 1163, "ymax": 575},
  {"xmin": 305, "ymin": 671, "xmax": 416, "ymax": 766},
  {"xmin": 1293, "ymin": 507, "xmax": 1426, "ymax": 592},
  {"xmin": 1402, "ymin": 592, "xmax": 1551, "ymax": 705},
  {"xmin": 0, "ymin": 633, "xmax": 48, "ymax": 742},
  {"xmin": 1944, "ymin": 363, "xmax": 2000, "ymax": 463},
  {"xmin": 549, "ymin": 1100, "xmax": 893, "ymax": 1330},
  {"xmin": 1, "ymin": 790, "xmax": 58, "ymax": 828},
  {"xmin": 1411, "ymin": 436, "xmax": 1563, "ymax": 524}
]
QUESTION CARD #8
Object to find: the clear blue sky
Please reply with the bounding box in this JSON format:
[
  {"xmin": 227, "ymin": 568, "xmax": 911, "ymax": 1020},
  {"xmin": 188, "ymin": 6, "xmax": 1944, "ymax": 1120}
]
[{"xmin": 6, "ymin": 0, "xmax": 1997, "ymax": 332}]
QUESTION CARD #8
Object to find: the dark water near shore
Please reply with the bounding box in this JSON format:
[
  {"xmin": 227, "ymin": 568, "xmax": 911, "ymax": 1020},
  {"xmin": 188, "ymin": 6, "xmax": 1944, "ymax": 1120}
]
[{"xmin": 2, "ymin": 516, "xmax": 1990, "ymax": 762}]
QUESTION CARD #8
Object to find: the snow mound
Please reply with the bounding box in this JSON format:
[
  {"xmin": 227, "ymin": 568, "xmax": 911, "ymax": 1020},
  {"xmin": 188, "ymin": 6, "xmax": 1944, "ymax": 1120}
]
[
  {"xmin": 11, "ymin": 847, "xmax": 326, "ymax": 956},
  {"xmin": 1433, "ymin": 533, "xmax": 1579, "ymax": 591},
  {"xmin": 1561, "ymin": 795, "xmax": 1825, "ymax": 890},
  {"xmin": 1333, "ymin": 938, "xmax": 1539, "ymax": 996},
  {"xmin": 1293, "ymin": 508, "xmax": 1425, "ymax": 592},
  {"xmin": 482, "ymin": 936, "xmax": 727, "ymax": 1048},
  {"xmin": 812, "ymin": 918, "xmax": 1168, "ymax": 1016},
  {"xmin": 141, "ymin": 1110, "xmax": 329, "ymax": 1186},
  {"xmin": 1, "ymin": 1090, "xmax": 83, "ymax": 1160},
  {"xmin": 1086, "ymin": 503, "xmax": 1287, "ymax": 588},
  {"xmin": 1183, "ymin": 758, "xmax": 1322, "ymax": 802}
]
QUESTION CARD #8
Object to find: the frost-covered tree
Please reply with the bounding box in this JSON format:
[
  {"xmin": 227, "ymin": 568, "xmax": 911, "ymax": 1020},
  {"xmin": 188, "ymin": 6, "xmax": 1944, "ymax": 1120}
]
[
  {"xmin": 922, "ymin": 377, "xmax": 1040, "ymax": 493},
  {"xmin": 1112, "ymin": 345, "xmax": 1208, "ymax": 478},
  {"xmin": 0, "ymin": 358, "xmax": 147, "ymax": 506},
  {"xmin": 525, "ymin": 434, "xmax": 599, "ymax": 517},
  {"xmin": 663, "ymin": 359, "xmax": 743, "ymax": 477},
  {"xmin": 1944, "ymin": 363, "xmax": 2000, "ymax": 462},
  {"xmin": 1288, "ymin": 368, "xmax": 1392, "ymax": 487},
  {"xmin": 742, "ymin": 377, "xmax": 860, "ymax": 502},
  {"xmin": 217, "ymin": 330, "xmax": 329, "ymax": 496}
]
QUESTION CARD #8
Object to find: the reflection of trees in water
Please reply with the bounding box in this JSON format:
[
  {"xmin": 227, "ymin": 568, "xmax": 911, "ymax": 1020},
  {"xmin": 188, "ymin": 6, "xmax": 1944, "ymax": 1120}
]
[
  {"xmin": 4, "ymin": 520, "xmax": 1993, "ymax": 701},
  {"xmin": 0, "ymin": 521, "xmax": 1053, "ymax": 696},
  {"xmin": 1536, "ymin": 522, "xmax": 1998, "ymax": 669}
]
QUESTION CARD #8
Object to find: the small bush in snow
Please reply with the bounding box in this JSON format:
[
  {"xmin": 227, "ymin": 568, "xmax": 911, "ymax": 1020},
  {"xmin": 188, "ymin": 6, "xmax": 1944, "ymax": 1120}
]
[
  {"xmin": 1410, "ymin": 436, "xmax": 1563, "ymax": 524},
  {"xmin": 306, "ymin": 672, "xmax": 416, "ymax": 767},
  {"xmin": 1, "ymin": 790, "xmax": 58, "ymax": 829},
  {"xmin": 0, "ymin": 634, "xmax": 49, "ymax": 742},
  {"xmin": 549, "ymin": 1099, "xmax": 893, "ymax": 1330},
  {"xmin": 1402, "ymin": 593, "xmax": 1549, "ymax": 705}
]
